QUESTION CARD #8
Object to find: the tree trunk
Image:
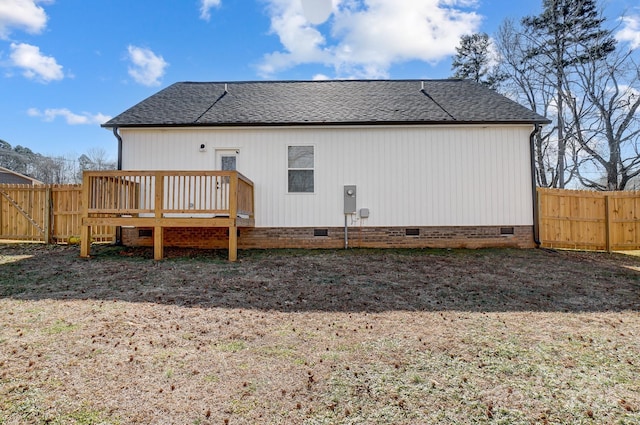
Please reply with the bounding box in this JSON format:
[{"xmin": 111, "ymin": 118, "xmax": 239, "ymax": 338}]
[{"xmin": 535, "ymin": 133, "xmax": 549, "ymax": 186}]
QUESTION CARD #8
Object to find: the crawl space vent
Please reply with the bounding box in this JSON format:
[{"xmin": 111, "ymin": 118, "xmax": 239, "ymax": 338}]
[
  {"xmin": 139, "ymin": 229, "xmax": 152, "ymax": 237},
  {"xmin": 500, "ymin": 227, "xmax": 515, "ymax": 235}
]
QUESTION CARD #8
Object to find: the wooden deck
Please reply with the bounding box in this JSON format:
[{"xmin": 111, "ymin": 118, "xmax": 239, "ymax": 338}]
[{"xmin": 80, "ymin": 170, "xmax": 254, "ymax": 261}]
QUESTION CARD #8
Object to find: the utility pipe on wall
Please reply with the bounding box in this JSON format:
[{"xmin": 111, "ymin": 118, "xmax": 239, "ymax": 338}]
[
  {"xmin": 343, "ymin": 185, "xmax": 356, "ymax": 249},
  {"xmin": 344, "ymin": 214, "xmax": 348, "ymax": 249}
]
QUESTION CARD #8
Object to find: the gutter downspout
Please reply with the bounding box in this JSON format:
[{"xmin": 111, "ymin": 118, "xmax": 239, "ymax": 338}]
[
  {"xmin": 113, "ymin": 127, "xmax": 123, "ymax": 245},
  {"xmin": 113, "ymin": 127, "xmax": 123, "ymax": 170},
  {"xmin": 530, "ymin": 124, "xmax": 541, "ymax": 248}
]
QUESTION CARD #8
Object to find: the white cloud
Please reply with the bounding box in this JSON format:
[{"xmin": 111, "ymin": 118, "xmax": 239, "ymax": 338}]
[
  {"xmin": 259, "ymin": 0, "xmax": 332, "ymax": 75},
  {"xmin": 199, "ymin": 0, "xmax": 221, "ymax": 21},
  {"xmin": 10, "ymin": 42, "xmax": 63, "ymax": 82},
  {"xmin": 616, "ymin": 15, "xmax": 640, "ymax": 50},
  {"xmin": 127, "ymin": 45, "xmax": 168, "ymax": 87},
  {"xmin": 259, "ymin": 0, "xmax": 481, "ymax": 79},
  {"xmin": 27, "ymin": 108, "xmax": 111, "ymax": 125},
  {"xmin": 301, "ymin": 0, "xmax": 332, "ymax": 25},
  {"xmin": 0, "ymin": 0, "xmax": 51, "ymax": 39}
]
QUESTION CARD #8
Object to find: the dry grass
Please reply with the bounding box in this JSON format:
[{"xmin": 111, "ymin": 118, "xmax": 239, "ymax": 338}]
[{"xmin": 1, "ymin": 244, "xmax": 639, "ymax": 424}]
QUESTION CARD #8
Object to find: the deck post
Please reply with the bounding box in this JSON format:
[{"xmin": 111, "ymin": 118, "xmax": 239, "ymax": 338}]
[
  {"xmin": 80, "ymin": 224, "xmax": 90, "ymax": 257},
  {"xmin": 228, "ymin": 172, "xmax": 239, "ymax": 262},
  {"xmin": 154, "ymin": 172, "xmax": 164, "ymax": 260},
  {"xmin": 80, "ymin": 172, "xmax": 91, "ymax": 257},
  {"xmin": 229, "ymin": 225, "xmax": 237, "ymax": 261},
  {"xmin": 154, "ymin": 226, "xmax": 164, "ymax": 260}
]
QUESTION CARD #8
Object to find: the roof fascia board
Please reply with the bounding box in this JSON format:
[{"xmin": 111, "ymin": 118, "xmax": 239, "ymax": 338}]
[
  {"xmin": 115, "ymin": 122, "xmax": 546, "ymax": 133},
  {"xmin": 104, "ymin": 119, "xmax": 550, "ymax": 130}
]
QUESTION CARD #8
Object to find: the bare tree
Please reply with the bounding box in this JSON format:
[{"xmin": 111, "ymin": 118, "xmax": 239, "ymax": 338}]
[
  {"xmin": 77, "ymin": 147, "xmax": 116, "ymax": 181},
  {"xmin": 86, "ymin": 147, "xmax": 115, "ymax": 170},
  {"xmin": 29, "ymin": 155, "xmax": 68, "ymax": 184},
  {"xmin": 522, "ymin": 0, "xmax": 616, "ymax": 188},
  {"xmin": 566, "ymin": 48, "xmax": 640, "ymax": 190},
  {"xmin": 495, "ymin": 19, "xmax": 561, "ymax": 187},
  {"xmin": 0, "ymin": 139, "xmax": 114, "ymax": 184}
]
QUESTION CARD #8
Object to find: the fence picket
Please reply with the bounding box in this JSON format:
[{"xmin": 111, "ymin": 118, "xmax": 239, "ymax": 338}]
[
  {"xmin": 538, "ymin": 188, "xmax": 640, "ymax": 251},
  {"xmin": 0, "ymin": 184, "xmax": 115, "ymax": 244}
]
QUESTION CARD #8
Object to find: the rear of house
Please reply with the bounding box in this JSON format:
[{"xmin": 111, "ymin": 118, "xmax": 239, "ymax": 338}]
[{"xmin": 102, "ymin": 79, "xmax": 549, "ymax": 251}]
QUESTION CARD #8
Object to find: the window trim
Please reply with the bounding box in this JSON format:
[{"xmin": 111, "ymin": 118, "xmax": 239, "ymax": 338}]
[{"xmin": 287, "ymin": 145, "xmax": 315, "ymax": 194}]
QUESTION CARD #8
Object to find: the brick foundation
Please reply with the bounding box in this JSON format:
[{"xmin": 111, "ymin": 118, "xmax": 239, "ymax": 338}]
[{"xmin": 121, "ymin": 225, "xmax": 535, "ymax": 250}]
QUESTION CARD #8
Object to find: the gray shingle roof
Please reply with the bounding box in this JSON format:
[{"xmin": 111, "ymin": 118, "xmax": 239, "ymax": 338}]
[{"xmin": 102, "ymin": 80, "xmax": 550, "ymax": 128}]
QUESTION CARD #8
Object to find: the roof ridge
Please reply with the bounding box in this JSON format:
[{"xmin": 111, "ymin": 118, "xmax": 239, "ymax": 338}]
[{"xmin": 178, "ymin": 79, "xmax": 466, "ymax": 85}]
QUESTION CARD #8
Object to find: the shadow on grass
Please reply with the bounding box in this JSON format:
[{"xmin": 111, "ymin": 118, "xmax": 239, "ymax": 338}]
[{"xmin": 1, "ymin": 244, "xmax": 639, "ymax": 313}]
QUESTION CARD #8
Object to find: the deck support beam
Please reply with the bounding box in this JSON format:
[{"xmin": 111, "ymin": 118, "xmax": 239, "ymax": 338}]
[
  {"xmin": 229, "ymin": 225, "xmax": 237, "ymax": 262},
  {"xmin": 80, "ymin": 224, "xmax": 90, "ymax": 257},
  {"xmin": 154, "ymin": 226, "xmax": 164, "ymax": 260}
]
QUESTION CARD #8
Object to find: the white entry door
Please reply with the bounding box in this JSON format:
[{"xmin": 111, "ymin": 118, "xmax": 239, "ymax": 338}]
[
  {"xmin": 216, "ymin": 149, "xmax": 239, "ymax": 171},
  {"xmin": 215, "ymin": 150, "xmax": 239, "ymax": 213}
]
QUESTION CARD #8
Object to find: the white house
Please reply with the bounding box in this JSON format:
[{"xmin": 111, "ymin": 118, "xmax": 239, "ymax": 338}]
[{"xmin": 100, "ymin": 79, "xmax": 549, "ymax": 252}]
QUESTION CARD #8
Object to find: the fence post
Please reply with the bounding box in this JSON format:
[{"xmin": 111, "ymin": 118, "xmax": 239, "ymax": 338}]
[
  {"xmin": 535, "ymin": 187, "xmax": 542, "ymax": 247},
  {"xmin": 605, "ymin": 194, "xmax": 613, "ymax": 253},
  {"xmin": 80, "ymin": 173, "xmax": 91, "ymax": 257},
  {"xmin": 44, "ymin": 186, "xmax": 52, "ymax": 244}
]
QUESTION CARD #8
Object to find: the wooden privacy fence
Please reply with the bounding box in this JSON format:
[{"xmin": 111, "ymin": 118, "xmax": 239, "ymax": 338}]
[
  {"xmin": 538, "ymin": 188, "xmax": 640, "ymax": 251},
  {"xmin": 3, "ymin": 182, "xmax": 638, "ymax": 253},
  {"xmin": 0, "ymin": 184, "xmax": 115, "ymax": 244}
]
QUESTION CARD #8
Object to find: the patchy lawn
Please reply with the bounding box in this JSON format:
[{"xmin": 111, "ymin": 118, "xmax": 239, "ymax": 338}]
[{"xmin": 0, "ymin": 244, "xmax": 639, "ymax": 424}]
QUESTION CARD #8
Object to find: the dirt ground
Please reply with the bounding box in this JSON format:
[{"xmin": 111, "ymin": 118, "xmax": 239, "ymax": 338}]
[{"xmin": 1, "ymin": 244, "xmax": 639, "ymax": 424}]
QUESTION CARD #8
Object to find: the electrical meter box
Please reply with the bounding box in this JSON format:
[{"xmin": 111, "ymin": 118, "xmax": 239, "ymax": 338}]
[{"xmin": 344, "ymin": 185, "xmax": 356, "ymax": 214}]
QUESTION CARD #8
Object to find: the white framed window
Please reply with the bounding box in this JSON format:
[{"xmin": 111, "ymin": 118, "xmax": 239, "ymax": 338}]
[{"xmin": 288, "ymin": 145, "xmax": 314, "ymax": 193}]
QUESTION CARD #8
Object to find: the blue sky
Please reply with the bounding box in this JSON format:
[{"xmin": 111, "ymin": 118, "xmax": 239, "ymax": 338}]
[{"xmin": 1, "ymin": 0, "xmax": 638, "ymax": 161}]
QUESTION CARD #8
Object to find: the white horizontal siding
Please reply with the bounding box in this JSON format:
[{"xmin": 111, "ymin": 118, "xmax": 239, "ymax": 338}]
[{"xmin": 120, "ymin": 125, "xmax": 534, "ymax": 227}]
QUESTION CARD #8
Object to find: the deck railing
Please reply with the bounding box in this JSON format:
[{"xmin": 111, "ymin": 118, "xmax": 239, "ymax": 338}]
[
  {"xmin": 81, "ymin": 170, "xmax": 254, "ymax": 260},
  {"xmin": 83, "ymin": 170, "xmax": 254, "ymax": 218}
]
